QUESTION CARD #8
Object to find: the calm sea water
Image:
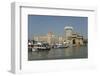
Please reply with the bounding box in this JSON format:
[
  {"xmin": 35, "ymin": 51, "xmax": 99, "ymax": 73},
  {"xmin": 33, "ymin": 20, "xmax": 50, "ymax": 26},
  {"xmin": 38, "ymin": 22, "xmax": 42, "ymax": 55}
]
[{"xmin": 28, "ymin": 46, "xmax": 88, "ymax": 61}]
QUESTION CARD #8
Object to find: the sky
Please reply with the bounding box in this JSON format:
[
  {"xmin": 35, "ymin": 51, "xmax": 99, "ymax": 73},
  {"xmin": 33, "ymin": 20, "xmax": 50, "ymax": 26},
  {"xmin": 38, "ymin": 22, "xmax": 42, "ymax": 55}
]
[{"xmin": 28, "ymin": 15, "xmax": 88, "ymax": 40}]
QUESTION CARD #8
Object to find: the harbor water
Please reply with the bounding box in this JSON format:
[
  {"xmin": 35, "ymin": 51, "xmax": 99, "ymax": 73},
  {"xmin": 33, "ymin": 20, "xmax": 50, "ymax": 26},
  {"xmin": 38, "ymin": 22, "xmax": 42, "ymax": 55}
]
[{"xmin": 28, "ymin": 45, "xmax": 88, "ymax": 60}]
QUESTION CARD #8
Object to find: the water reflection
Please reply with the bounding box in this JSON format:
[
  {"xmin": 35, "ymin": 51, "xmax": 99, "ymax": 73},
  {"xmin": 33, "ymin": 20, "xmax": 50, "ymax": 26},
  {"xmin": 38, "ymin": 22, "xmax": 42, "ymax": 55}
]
[{"xmin": 28, "ymin": 46, "xmax": 88, "ymax": 60}]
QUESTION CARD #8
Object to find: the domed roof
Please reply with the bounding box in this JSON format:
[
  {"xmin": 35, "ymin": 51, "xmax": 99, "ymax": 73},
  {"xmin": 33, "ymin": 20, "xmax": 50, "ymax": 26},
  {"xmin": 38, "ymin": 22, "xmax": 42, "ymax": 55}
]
[{"xmin": 64, "ymin": 26, "xmax": 73, "ymax": 30}]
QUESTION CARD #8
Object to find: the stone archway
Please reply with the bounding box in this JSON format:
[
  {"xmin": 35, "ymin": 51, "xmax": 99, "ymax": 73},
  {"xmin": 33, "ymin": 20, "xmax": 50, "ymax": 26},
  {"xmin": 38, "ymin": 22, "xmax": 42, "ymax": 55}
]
[{"xmin": 72, "ymin": 39, "xmax": 76, "ymax": 44}]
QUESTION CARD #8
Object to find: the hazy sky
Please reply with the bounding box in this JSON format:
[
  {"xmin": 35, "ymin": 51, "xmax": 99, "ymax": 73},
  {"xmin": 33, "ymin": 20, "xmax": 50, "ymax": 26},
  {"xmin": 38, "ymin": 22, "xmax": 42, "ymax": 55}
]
[{"xmin": 28, "ymin": 15, "xmax": 88, "ymax": 40}]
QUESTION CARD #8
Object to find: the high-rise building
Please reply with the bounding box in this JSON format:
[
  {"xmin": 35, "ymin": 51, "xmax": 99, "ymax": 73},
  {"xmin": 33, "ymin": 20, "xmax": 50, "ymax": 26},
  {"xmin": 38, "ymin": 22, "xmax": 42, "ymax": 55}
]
[{"xmin": 64, "ymin": 26, "xmax": 73, "ymax": 41}]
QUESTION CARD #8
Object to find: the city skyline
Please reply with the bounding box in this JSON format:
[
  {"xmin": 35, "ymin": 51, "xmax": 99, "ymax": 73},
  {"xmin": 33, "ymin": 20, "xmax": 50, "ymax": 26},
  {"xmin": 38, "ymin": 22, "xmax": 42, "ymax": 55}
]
[{"xmin": 28, "ymin": 15, "xmax": 88, "ymax": 40}]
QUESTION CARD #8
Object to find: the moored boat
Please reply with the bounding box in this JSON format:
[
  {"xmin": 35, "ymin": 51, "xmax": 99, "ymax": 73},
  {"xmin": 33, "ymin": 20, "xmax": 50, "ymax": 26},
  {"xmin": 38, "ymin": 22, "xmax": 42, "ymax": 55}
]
[
  {"xmin": 52, "ymin": 43, "xmax": 69, "ymax": 49},
  {"xmin": 31, "ymin": 42, "xmax": 51, "ymax": 51}
]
